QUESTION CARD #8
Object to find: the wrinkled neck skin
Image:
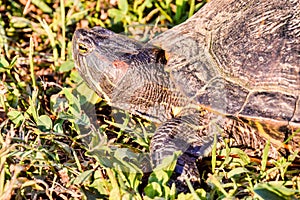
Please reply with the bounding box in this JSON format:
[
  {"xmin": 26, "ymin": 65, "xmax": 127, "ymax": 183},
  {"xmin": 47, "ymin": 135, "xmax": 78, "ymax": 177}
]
[
  {"xmin": 110, "ymin": 50, "xmax": 189, "ymax": 123},
  {"xmin": 72, "ymin": 27, "xmax": 190, "ymax": 123}
]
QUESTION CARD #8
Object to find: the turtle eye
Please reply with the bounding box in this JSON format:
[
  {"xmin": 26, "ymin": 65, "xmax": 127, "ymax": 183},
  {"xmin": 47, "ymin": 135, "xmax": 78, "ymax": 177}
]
[{"xmin": 78, "ymin": 43, "xmax": 89, "ymax": 54}]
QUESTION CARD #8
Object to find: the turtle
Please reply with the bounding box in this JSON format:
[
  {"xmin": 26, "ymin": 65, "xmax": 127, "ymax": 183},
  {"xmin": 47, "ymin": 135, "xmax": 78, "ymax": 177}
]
[{"xmin": 72, "ymin": 0, "xmax": 300, "ymax": 186}]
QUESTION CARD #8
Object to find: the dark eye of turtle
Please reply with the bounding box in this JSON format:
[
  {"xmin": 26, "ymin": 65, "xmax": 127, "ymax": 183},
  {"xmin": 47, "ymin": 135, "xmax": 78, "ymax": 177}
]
[{"xmin": 78, "ymin": 43, "xmax": 89, "ymax": 54}]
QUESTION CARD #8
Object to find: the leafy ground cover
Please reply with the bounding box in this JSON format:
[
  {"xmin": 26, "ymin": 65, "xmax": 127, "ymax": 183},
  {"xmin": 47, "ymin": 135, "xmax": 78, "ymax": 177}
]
[{"xmin": 0, "ymin": 0, "xmax": 299, "ymax": 199}]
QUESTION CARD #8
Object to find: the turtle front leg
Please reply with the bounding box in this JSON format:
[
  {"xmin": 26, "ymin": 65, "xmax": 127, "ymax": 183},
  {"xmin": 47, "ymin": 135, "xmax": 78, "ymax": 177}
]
[{"xmin": 150, "ymin": 112, "xmax": 221, "ymax": 184}]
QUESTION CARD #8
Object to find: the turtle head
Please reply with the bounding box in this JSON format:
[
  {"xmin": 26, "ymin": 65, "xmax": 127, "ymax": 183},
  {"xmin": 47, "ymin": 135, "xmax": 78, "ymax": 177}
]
[{"xmin": 72, "ymin": 26, "xmax": 167, "ymax": 103}]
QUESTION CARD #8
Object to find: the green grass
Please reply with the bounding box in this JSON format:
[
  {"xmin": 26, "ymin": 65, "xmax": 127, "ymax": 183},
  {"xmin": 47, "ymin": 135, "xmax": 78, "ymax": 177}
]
[{"xmin": 0, "ymin": 0, "xmax": 299, "ymax": 199}]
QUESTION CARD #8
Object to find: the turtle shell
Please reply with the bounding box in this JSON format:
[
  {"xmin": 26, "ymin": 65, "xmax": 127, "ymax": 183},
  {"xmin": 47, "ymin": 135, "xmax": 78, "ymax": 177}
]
[{"xmin": 150, "ymin": 0, "xmax": 300, "ymax": 128}]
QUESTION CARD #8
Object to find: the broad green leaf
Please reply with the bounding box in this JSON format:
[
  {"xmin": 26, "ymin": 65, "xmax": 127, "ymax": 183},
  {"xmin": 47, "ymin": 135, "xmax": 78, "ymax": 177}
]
[
  {"xmin": 114, "ymin": 148, "xmax": 143, "ymax": 173},
  {"xmin": 227, "ymin": 167, "xmax": 249, "ymax": 179},
  {"xmin": 144, "ymin": 182, "xmax": 163, "ymax": 198},
  {"xmin": 0, "ymin": 56, "xmax": 10, "ymax": 72},
  {"xmin": 230, "ymin": 148, "xmax": 251, "ymax": 164},
  {"xmin": 75, "ymin": 81, "xmax": 100, "ymax": 105},
  {"xmin": 177, "ymin": 192, "xmax": 198, "ymax": 200},
  {"xmin": 153, "ymin": 152, "xmax": 178, "ymax": 173},
  {"xmin": 7, "ymin": 110, "xmax": 24, "ymax": 127},
  {"xmin": 108, "ymin": 9, "xmax": 124, "ymax": 23},
  {"xmin": 254, "ymin": 182, "xmax": 297, "ymax": 199},
  {"xmin": 106, "ymin": 169, "xmax": 121, "ymax": 200},
  {"xmin": 73, "ymin": 169, "xmax": 94, "ymax": 185},
  {"xmin": 54, "ymin": 140, "xmax": 72, "ymax": 155},
  {"xmin": 118, "ymin": 0, "xmax": 129, "ymax": 14},
  {"xmin": 69, "ymin": 69, "xmax": 83, "ymax": 83},
  {"xmin": 50, "ymin": 93, "xmax": 68, "ymax": 115},
  {"xmin": 89, "ymin": 169, "xmax": 110, "ymax": 195},
  {"xmin": 62, "ymin": 88, "xmax": 81, "ymax": 115},
  {"xmin": 109, "ymin": 187, "xmax": 121, "ymax": 200},
  {"xmin": 37, "ymin": 115, "xmax": 53, "ymax": 131},
  {"xmin": 67, "ymin": 10, "xmax": 89, "ymax": 25},
  {"xmin": 32, "ymin": 0, "xmax": 52, "ymax": 13},
  {"xmin": 10, "ymin": 17, "xmax": 31, "ymax": 28},
  {"xmin": 53, "ymin": 121, "xmax": 64, "ymax": 133},
  {"xmin": 58, "ymin": 60, "xmax": 74, "ymax": 72},
  {"xmin": 219, "ymin": 147, "xmax": 251, "ymax": 165}
]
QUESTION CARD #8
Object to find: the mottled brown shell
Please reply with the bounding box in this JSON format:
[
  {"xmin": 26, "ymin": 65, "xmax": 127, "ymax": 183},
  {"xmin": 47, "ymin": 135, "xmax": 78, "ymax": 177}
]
[{"xmin": 151, "ymin": 0, "xmax": 300, "ymax": 128}]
